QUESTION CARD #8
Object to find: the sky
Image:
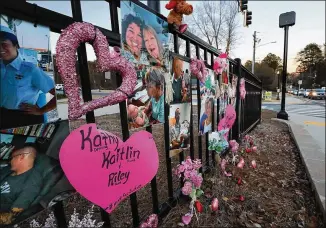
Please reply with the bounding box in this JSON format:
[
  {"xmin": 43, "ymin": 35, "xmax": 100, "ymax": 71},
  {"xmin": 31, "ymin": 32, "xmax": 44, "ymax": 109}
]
[
  {"xmin": 26, "ymin": 0, "xmax": 325, "ymax": 73},
  {"xmin": 0, "ymin": 15, "xmax": 49, "ymax": 50}
]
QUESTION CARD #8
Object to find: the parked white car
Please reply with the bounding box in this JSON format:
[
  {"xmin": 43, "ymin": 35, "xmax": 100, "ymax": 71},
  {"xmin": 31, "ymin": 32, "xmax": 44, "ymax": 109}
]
[{"xmin": 56, "ymin": 84, "xmax": 64, "ymax": 90}]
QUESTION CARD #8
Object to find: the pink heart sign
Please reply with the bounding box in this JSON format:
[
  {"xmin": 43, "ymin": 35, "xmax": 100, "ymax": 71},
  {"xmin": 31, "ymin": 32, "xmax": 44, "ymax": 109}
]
[
  {"xmin": 56, "ymin": 22, "xmax": 137, "ymax": 120},
  {"xmin": 59, "ymin": 124, "xmax": 159, "ymax": 213},
  {"xmin": 218, "ymin": 105, "xmax": 236, "ymax": 140}
]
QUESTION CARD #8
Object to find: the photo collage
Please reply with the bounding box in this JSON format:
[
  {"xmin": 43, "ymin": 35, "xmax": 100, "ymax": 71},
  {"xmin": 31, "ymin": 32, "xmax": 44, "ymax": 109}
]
[
  {"xmin": 121, "ymin": 1, "xmax": 171, "ymax": 130},
  {"xmin": 0, "ymin": 15, "xmax": 73, "ymax": 226}
]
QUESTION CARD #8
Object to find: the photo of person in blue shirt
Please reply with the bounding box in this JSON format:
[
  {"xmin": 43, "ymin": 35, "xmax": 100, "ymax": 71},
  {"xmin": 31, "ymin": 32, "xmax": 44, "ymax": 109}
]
[{"xmin": 0, "ymin": 25, "xmax": 57, "ymax": 130}]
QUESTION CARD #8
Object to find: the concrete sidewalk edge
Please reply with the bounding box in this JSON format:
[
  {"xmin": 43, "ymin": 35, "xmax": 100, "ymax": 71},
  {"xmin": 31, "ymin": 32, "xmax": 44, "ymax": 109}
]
[{"xmin": 271, "ymin": 118, "xmax": 326, "ymax": 221}]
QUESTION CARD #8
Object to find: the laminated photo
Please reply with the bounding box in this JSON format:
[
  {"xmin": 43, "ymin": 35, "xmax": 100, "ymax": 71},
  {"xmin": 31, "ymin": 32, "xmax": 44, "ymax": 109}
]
[
  {"xmin": 0, "ymin": 120, "xmax": 74, "ymax": 226},
  {"xmin": 170, "ymin": 56, "xmax": 191, "ymax": 104},
  {"xmin": 0, "ymin": 15, "xmax": 58, "ymax": 130},
  {"xmin": 169, "ymin": 103, "xmax": 191, "ymax": 153},
  {"xmin": 199, "ymin": 97, "xmax": 213, "ymax": 135}
]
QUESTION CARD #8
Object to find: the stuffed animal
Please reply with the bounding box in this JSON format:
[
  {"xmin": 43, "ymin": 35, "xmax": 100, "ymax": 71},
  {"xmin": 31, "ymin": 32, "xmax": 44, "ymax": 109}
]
[
  {"xmin": 165, "ymin": 0, "xmax": 193, "ymax": 33},
  {"xmin": 213, "ymin": 53, "xmax": 228, "ymax": 75}
]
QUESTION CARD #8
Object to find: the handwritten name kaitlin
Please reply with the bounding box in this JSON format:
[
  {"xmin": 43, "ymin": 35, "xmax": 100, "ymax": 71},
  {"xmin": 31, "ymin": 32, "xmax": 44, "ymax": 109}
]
[{"xmin": 79, "ymin": 126, "xmax": 140, "ymax": 187}]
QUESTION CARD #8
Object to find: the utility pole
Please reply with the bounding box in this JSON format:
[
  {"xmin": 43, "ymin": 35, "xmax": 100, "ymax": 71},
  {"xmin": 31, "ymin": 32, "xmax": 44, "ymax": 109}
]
[{"xmin": 252, "ymin": 31, "xmax": 257, "ymax": 74}]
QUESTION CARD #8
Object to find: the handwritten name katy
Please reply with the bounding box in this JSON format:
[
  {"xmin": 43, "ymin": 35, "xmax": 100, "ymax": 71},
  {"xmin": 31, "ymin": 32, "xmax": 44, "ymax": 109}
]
[{"xmin": 79, "ymin": 126, "xmax": 140, "ymax": 187}]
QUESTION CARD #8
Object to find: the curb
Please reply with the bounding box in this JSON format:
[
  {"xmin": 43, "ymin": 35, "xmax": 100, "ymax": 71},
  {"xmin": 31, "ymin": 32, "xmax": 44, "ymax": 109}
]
[{"xmin": 271, "ymin": 118, "xmax": 325, "ymax": 221}]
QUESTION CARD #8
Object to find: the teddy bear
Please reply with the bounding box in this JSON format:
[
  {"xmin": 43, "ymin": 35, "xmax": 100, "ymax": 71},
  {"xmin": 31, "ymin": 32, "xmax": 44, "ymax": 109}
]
[{"xmin": 165, "ymin": 0, "xmax": 193, "ymax": 33}]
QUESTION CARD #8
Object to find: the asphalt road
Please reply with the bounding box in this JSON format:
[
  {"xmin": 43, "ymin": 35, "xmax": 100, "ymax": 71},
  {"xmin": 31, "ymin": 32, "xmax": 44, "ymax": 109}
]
[{"xmin": 262, "ymin": 95, "xmax": 325, "ymax": 152}]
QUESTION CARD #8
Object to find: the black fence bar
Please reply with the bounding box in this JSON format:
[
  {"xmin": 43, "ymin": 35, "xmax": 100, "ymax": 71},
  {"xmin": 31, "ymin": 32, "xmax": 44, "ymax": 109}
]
[
  {"xmin": 52, "ymin": 201, "xmax": 68, "ymax": 228},
  {"xmin": 70, "ymin": 0, "xmax": 95, "ymax": 123},
  {"xmin": 195, "ymin": 45, "xmax": 203, "ymax": 173},
  {"xmin": 186, "ymin": 40, "xmax": 195, "ymax": 160},
  {"xmin": 203, "ymin": 49, "xmax": 210, "ymax": 168},
  {"xmin": 145, "ymin": 126, "xmax": 160, "ymax": 214},
  {"xmin": 164, "ymin": 103, "xmax": 174, "ymax": 199},
  {"xmin": 233, "ymin": 58, "xmax": 242, "ymax": 140}
]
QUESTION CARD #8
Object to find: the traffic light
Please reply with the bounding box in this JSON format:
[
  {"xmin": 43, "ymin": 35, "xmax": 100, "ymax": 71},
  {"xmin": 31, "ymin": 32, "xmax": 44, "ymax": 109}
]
[
  {"xmin": 244, "ymin": 10, "xmax": 252, "ymax": 27},
  {"xmin": 239, "ymin": 0, "xmax": 248, "ymax": 12}
]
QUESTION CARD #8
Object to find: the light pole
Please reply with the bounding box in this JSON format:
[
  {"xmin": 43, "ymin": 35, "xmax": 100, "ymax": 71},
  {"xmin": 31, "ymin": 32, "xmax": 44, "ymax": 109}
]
[
  {"xmin": 277, "ymin": 11, "xmax": 296, "ymax": 120},
  {"xmin": 45, "ymin": 35, "xmax": 50, "ymax": 71},
  {"xmin": 277, "ymin": 70, "xmax": 280, "ymax": 100},
  {"xmin": 252, "ymin": 31, "xmax": 276, "ymax": 74}
]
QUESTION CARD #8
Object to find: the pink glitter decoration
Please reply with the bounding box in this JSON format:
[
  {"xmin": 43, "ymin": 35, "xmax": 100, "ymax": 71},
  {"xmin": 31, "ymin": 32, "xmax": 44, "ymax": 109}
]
[
  {"xmin": 190, "ymin": 58, "xmax": 208, "ymax": 83},
  {"xmin": 140, "ymin": 214, "xmax": 158, "ymax": 228},
  {"xmin": 56, "ymin": 22, "xmax": 137, "ymax": 120},
  {"xmin": 240, "ymin": 78, "xmax": 246, "ymax": 100}
]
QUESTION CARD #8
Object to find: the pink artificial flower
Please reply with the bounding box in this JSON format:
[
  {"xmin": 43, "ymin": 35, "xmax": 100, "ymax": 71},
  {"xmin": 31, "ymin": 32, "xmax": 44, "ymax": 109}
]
[
  {"xmin": 252, "ymin": 146, "xmax": 257, "ymax": 152},
  {"xmin": 251, "ymin": 160, "xmax": 257, "ymax": 169},
  {"xmin": 229, "ymin": 140, "xmax": 239, "ymax": 153},
  {"xmin": 182, "ymin": 182, "xmax": 193, "ymax": 195},
  {"xmin": 237, "ymin": 157, "xmax": 245, "ymax": 169},
  {"xmin": 244, "ymin": 135, "xmax": 250, "ymax": 141},
  {"xmin": 178, "ymin": 164, "xmax": 185, "ymax": 173},
  {"xmin": 182, "ymin": 213, "xmax": 193, "ymax": 225},
  {"xmin": 184, "ymin": 170, "xmax": 191, "ymax": 179},
  {"xmin": 191, "ymin": 174, "xmax": 203, "ymax": 188}
]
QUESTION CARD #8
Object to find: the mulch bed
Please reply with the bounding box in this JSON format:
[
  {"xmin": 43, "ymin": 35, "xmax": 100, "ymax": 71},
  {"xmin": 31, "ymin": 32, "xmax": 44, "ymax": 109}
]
[{"xmin": 18, "ymin": 109, "xmax": 324, "ymax": 227}]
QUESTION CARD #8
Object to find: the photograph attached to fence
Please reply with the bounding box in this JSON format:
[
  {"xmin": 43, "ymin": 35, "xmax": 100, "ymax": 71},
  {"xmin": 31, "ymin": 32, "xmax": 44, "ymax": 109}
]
[
  {"xmin": 0, "ymin": 120, "xmax": 74, "ymax": 226},
  {"xmin": 199, "ymin": 69, "xmax": 216, "ymax": 99},
  {"xmin": 127, "ymin": 67, "xmax": 165, "ymax": 129},
  {"xmin": 199, "ymin": 97, "xmax": 213, "ymax": 135},
  {"xmin": 228, "ymin": 74, "xmax": 238, "ymax": 107},
  {"xmin": 0, "ymin": 15, "xmax": 58, "ymax": 130},
  {"xmin": 219, "ymin": 83, "xmax": 228, "ymax": 115},
  {"xmin": 120, "ymin": 1, "xmax": 171, "ymax": 69},
  {"xmin": 170, "ymin": 57, "xmax": 191, "ymax": 104},
  {"xmin": 169, "ymin": 103, "xmax": 191, "ymax": 155}
]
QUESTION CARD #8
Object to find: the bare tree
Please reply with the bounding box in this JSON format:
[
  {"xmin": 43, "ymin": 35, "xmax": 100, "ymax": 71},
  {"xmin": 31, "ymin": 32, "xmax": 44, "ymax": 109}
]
[
  {"xmin": 186, "ymin": 1, "xmax": 241, "ymax": 54},
  {"xmin": 222, "ymin": 1, "xmax": 240, "ymax": 54}
]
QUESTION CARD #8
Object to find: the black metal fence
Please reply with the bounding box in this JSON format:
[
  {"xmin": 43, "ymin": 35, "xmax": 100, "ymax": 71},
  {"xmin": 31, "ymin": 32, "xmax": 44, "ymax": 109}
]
[{"xmin": 0, "ymin": 0, "xmax": 262, "ymax": 227}]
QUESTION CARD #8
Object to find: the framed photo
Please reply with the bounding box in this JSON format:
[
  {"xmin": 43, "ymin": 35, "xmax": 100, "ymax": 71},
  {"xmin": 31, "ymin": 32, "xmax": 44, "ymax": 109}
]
[
  {"xmin": 0, "ymin": 15, "xmax": 58, "ymax": 130},
  {"xmin": 169, "ymin": 103, "xmax": 191, "ymax": 155},
  {"xmin": 170, "ymin": 54, "xmax": 191, "ymax": 104}
]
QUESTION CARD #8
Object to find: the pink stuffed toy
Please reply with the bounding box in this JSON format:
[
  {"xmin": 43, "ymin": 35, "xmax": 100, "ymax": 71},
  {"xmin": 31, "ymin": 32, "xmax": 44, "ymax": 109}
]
[
  {"xmin": 240, "ymin": 78, "xmax": 246, "ymax": 100},
  {"xmin": 190, "ymin": 58, "xmax": 208, "ymax": 83},
  {"xmin": 213, "ymin": 53, "xmax": 228, "ymax": 75}
]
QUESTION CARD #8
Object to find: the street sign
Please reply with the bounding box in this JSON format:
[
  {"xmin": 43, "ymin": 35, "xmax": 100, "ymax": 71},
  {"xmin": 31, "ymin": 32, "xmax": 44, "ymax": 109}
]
[{"xmin": 298, "ymin": 80, "xmax": 302, "ymax": 85}]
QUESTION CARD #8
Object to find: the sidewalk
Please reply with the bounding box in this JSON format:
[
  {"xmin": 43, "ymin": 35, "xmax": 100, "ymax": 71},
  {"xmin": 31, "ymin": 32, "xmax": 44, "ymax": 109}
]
[{"xmin": 272, "ymin": 118, "xmax": 325, "ymax": 219}]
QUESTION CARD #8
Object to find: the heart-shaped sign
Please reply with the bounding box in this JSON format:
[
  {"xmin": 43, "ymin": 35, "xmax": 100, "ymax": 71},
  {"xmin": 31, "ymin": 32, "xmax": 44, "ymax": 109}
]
[
  {"xmin": 56, "ymin": 22, "xmax": 137, "ymax": 120},
  {"xmin": 59, "ymin": 124, "xmax": 159, "ymax": 213},
  {"xmin": 218, "ymin": 105, "xmax": 236, "ymax": 140}
]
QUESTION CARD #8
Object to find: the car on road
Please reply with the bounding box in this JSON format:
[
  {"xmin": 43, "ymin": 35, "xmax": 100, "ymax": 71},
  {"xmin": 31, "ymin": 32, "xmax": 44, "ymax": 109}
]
[
  {"xmin": 308, "ymin": 89, "xmax": 325, "ymax": 100},
  {"xmin": 56, "ymin": 84, "xmax": 64, "ymax": 90},
  {"xmin": 304, "ymin": 89, "xmax": 311, "ymax": 98},
  {"xmin": 298, "ymin": 89, "xmax": 305, "ymax": 96},
  {"xmin": 293, "ymin": 90, "xmax": 298, "ymax": 95}
]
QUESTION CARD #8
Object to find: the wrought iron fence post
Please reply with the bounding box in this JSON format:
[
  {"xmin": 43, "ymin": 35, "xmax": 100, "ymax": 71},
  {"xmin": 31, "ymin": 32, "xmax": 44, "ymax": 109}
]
[{"xmin": 233, "ymin": 58, "xmax": 242, "ymax": 141}]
